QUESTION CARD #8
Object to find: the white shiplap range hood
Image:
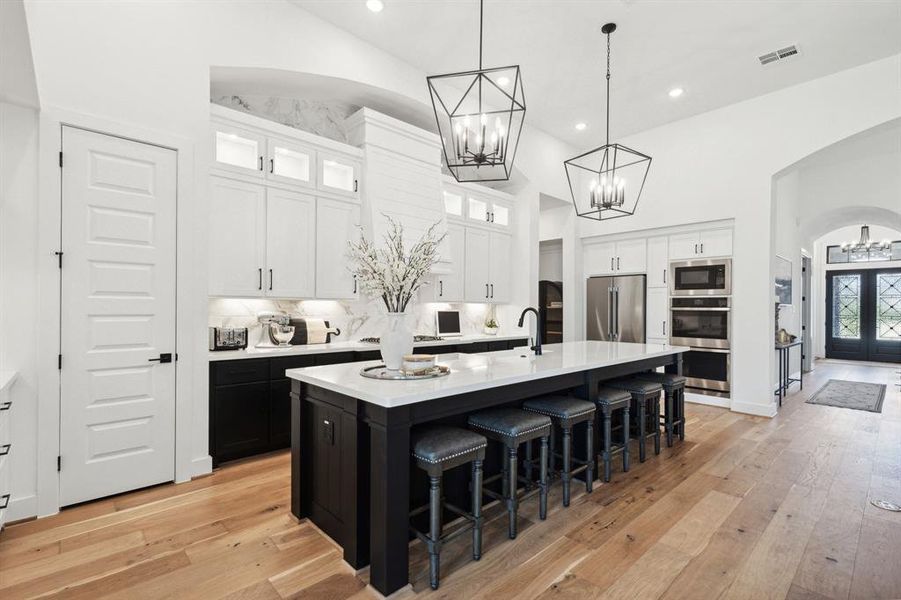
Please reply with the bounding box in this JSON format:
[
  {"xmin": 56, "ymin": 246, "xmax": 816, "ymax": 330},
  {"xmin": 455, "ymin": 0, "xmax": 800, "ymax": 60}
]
[{"xmin": 345, "ymin": 108, "xmax": 453, "ymax": 274}]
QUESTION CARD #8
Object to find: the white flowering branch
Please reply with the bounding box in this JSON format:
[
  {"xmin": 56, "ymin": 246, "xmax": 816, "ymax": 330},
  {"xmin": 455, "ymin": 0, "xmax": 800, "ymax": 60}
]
[{"xmin": 348, "ymin": 216, "xmax": 446, "ymax": 313}]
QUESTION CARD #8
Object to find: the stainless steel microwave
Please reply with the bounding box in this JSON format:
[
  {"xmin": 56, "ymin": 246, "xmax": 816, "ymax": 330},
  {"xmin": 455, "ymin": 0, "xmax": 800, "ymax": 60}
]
[{"xmin": 670, "ymin": 258, "xmax": 731, "ymax": 296}]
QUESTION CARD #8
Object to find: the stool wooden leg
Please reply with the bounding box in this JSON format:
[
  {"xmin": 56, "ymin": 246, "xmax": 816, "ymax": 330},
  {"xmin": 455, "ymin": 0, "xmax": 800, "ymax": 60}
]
[
  {"xmin": 524, "ymin": 439, "xmax": 534, "ymax": 491},
  {"xmin": 653, "ymin": 395, "xmax": 661, "ymax": 455},
  {"xmin": 637, "ymin": 398, "xmax": 647, "ymax": 463},
  {"xmin": 501, "ymin": 444, "xmax": 510, "ymax": 500},
  {"xmin": 602, "ymin": 406, "xmax": 612, "ymax": 483},
  {"xmin": 507, "ymin": 446, "xmax": 519, "ymax": 539},
  {"xmin": 471, "ymin": 460, "xmax": 483, "ymax": 561},
  {"xmin": 549, "ymin": 426, "xmax": 556, "ymax": 476},
  {"xmin": 585, "ymin": 419, "xmax": 594, "ymax": 493},
  {"xmin": 664, "ymin": 390, "xmax": 674, "ymax": 447},
  {"xmin": 561, "ymin": 426, "xmax": 572, "ymax": 507},
  {"xmin": 539, "ymin": 436, "xmax": 549, "ymax": 520},
  {"xmin": 428, "ymin": 475, "xmax": 442, "ymax": 590},
  {"xmin": 622, "ymin": 406, "xmax": 631, "ymax": 472}
]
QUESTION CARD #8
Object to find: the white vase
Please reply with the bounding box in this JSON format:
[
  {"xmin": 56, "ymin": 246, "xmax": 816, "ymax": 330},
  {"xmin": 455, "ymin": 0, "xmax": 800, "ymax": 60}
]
[{"xmin": 380, "ymin": 312, "xmax": 414, "ymax": 370}]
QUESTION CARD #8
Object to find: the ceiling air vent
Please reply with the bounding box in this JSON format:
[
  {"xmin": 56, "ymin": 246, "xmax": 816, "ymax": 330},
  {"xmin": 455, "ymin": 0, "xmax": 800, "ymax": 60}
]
[{"xmin": 758, "ymin": 44, "xmax": 800, "ymax": 66}]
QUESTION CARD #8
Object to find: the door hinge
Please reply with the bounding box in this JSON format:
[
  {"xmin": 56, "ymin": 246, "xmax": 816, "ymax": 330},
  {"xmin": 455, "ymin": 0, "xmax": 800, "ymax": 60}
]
[
  {"xmin": 57, "ymin": 456, "xmax": 61, "ymax": 471},
  {"xmin": 54, "ymin": 251, "xmax": 63, "ymax": 268},
  {"xmin": 58, "ymin": 354, "xmax": 62, "ymax": 370},
  {"xmin": 58, "ymin": 151, "xmax": 63, "ymax": 168}
]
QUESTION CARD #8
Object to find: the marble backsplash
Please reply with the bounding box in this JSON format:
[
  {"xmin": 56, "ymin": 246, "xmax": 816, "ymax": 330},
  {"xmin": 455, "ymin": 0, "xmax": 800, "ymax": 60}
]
[{"xmin": 209, "ymin": 297, "xmax": 501, "ymax": 346}]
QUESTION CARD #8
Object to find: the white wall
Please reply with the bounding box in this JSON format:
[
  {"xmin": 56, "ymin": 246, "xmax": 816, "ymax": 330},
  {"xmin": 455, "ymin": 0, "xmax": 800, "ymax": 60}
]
[
  {"xmin": 13, "ymin": 0, "xmax": 577, "ymax": 518},
  {"xmin": 811, "ymin": 224, "xmax": 901, "ymax": 360},
  {"xmin": 557, "ymin": 55, "xmax": 901, "ymax": 416},
  {"xmin": 0, "ymin": 102, "xmax": 39, "ymax": 520}
]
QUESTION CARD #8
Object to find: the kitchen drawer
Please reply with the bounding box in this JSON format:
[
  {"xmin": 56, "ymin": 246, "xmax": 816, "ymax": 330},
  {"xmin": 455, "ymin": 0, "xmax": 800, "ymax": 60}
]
[
  {"xmin": 421, "ymin": 344, "xmax": 457, "ymax": 354},
  {"xmin": 467, "ymin": 342, "xmax": 489, "ymax": 353},
  {"xmin": 270, "ymin": 355, "xmax": 316, "ymax": 379},
  {"xmin": 315, "ymin": 352, "xmax": 356, "ymax": 366},
  {"xmin": 214, "ymin": 359, "xmax": 269, "ymax": 386},
  {"xmin": 488, "ymin": 341, "xmax": 510, "ymax": 352},
  {"xmin": 212, "ymin": 381, "xmax": 270, "ymax": 463},
  {"xmin": 508, "ymin": 338, "xmax": 529, "ymax": 350},
  {"xmin": 355, "ymin": 350, "xmax": 382, "ymax": 362}
]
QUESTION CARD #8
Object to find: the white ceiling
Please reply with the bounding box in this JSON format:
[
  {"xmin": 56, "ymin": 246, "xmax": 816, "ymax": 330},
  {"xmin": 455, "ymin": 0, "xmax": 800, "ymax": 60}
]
[{"xmin": 293, "ymin": 0, "xmax": 901, "ymax": 146}]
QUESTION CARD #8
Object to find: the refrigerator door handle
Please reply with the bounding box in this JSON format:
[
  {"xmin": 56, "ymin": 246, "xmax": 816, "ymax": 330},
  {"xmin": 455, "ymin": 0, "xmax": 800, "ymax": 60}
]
[
  {"xmin": 607, "ymin": 286, "xmax": 614, "ymax": 339},
  {"xmin": 613, "ymin": 287, "xmax": 619, "ymax": 341}
]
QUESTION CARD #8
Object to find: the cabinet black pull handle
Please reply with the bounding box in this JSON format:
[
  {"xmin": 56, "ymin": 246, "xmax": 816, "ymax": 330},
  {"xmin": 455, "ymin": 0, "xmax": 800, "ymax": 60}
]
[
  {"xmin": 259, "ymin": 156, "xmax": 263, "ymax": 171},
  {"xmin": 700, "ymin": 243, "xmax": 704, "ymax": 254},
  {"xmin": 439, "ymin": 280, "xmax": 443, "ymax": 297},
  {"xmin": 269, "ymin": 158, "xmax": 274, "ymax": 173},
  {"xmin": 486, "ymin": 212, "xmax": 490, "ymax": 222},
  {"xmin": 258, "ymin": 268, "xmax": 263, "ymax": 290},
  {"xmin": 485, "ymin": 283, "xmax": 489, "ymax": 298},
  {"xmin": 617, "ymin": 256, "xmax": 620, "ymax": 270},
  {"xmin": 490, "ymin": 283, "xmax": 494, "ymax": 298},
  {"xmin": 353, "ymin": 276, "xmax": 357, "ymax": 294},
  {"xmin": 0, "ymin": 443, "xmax": 9, "ymax": 456},
  {"xmin": 694, "ymin": 243, "xmax": 698, "ymax": 254},
  {"xmin": 0, "ymin": 493, "xmax": 9, "ymax": 510},
  {"xmin": 353, "ymin": 179, "xmax": 358, "ymax": 193},
  {"xmin": 663, "ymin": 321, "xmax": 666, "ymax": 335},
  {"xmin": 148, "ymin": 353, "xmax": 173, "ymax": 364},
  {"xmin": 269, "ymin": 269, "xmax": 273, "ymax": 291},
  {"xmin": 610, "ymin": 257, "xmax": 614, "ymax": 271},
  {"xmin": 663, "ymin": 269, "xmax": 666, "ymax": 284},
  {"xmin": 0, "ymin": 401, "xmax": 10, "ymax": 411}
]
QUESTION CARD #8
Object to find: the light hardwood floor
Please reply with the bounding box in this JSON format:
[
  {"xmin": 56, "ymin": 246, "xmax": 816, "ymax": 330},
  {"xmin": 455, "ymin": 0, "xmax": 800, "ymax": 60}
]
[{"xmin": 1, "ymin": 360, "xmax": 899, "ymax": 599}]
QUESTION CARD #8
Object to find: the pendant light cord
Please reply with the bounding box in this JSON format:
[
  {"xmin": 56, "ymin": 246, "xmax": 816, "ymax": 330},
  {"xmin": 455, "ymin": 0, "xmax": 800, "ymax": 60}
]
[{"xmin": 605, "ymin": 29, "xmax": 611, "ymax": 147}]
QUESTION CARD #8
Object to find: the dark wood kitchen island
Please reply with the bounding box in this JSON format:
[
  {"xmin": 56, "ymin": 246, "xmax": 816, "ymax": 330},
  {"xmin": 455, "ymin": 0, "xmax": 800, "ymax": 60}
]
[{"xmin": 286, "ymin": 341, "xmax": 686, "ymax": 596}]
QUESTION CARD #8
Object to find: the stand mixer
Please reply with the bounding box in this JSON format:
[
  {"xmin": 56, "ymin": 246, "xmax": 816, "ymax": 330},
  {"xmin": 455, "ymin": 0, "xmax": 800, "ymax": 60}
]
[{"xmin": 255, "ymin": 312, "xmax": 294, "ymax": 348}]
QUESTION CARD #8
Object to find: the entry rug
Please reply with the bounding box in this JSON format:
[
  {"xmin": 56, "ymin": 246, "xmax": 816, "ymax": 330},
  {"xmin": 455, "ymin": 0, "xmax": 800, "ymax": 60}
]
[{"xmin": 806, "ymin": 379, "xmax": 886, "ymax": 413}]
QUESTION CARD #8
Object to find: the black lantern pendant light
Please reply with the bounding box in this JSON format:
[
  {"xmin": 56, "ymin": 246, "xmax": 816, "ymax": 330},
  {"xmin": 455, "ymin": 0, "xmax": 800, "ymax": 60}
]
[
  {"xmin": 427, "ymin": 0, "xmax": 525, "ymax": 182},
  {"xmin": 565, "ymin": 23, "xmax": 651, "ymax": 220}
]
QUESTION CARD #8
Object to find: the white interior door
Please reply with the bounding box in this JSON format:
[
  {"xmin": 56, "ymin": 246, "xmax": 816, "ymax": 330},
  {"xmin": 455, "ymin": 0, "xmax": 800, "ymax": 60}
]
[{"xmin": 60, "ymin": 127, "xmax": 177, "ymax": 507}]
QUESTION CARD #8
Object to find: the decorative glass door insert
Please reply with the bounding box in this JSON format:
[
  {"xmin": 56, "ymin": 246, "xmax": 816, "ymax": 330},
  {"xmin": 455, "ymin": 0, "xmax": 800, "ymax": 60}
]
[
  {"xmin": 876, "ymin": 272, "xmax": 901, "ymax": 340},
  {"xmin": 832, "ymin": 274, "xmax": 861, "ymax": 339}
]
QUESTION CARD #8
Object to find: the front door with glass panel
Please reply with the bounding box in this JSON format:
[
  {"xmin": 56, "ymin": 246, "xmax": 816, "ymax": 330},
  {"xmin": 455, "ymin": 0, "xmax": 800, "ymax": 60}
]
[{"xmin": 826, "ymin": 269, "xmax": 901, "ymax": 363}]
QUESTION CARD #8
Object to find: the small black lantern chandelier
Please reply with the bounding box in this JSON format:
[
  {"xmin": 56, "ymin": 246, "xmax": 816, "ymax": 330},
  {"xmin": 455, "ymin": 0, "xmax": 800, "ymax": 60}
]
[
  {"xmin": 427, "ymin": 0, "xmax": 525, "ymax": 182},
  {"xmin": 565, "ymin": 23, "xmax": 651, "ymax": 221}
]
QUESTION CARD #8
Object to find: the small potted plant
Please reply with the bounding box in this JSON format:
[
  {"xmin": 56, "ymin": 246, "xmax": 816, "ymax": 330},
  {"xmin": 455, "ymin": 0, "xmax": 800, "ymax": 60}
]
[{"xmin": 484, "ymin": 318, "xmax": 499, "ymax": 336}]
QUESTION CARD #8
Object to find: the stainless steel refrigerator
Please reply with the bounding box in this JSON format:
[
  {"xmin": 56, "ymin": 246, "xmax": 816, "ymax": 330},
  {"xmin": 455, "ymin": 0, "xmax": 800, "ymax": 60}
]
[{"xmin": 586, "ymin": 275, "xmax": 646, "ymax": 342}]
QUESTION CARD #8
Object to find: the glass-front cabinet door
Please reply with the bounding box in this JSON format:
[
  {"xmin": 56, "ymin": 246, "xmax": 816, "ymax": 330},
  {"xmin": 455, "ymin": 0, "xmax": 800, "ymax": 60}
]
[
  {"xmin": 318, "ymin": 153, "xmax": 359, "ymax": 198},
  {"xmin": 491, "ymin": 203, "xmax": 510, "ymax": 228},
  {"xmin": 443, "ymin": 190, "xmax": 464, "ymax": 219},
  {"xmin": 211, "ymin": 124, "xmax": 265, "ymax": 178},
  {"xmin": 468, "ymin": 196, "xmax": 489, "ymax": 223},
  {"xmin": 267, "ymin": 137, "xmax": 314, "ymax": 188}
]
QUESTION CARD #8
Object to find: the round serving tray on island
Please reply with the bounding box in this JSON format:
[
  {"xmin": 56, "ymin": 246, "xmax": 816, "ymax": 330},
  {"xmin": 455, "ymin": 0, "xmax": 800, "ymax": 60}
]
[{"xmin": 360, "ymin": 365, "xmax": 450, "ymax": 380}]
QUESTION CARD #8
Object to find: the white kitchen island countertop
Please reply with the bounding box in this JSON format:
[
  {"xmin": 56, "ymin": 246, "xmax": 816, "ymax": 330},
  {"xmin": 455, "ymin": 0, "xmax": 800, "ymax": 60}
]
[
  {"xmin": 286, "ymin": 341, "xmax": 688, "ymax": 408},
  {"xmin": 208, "ymin": 333, "xmax": 530, "ymax": 362}
]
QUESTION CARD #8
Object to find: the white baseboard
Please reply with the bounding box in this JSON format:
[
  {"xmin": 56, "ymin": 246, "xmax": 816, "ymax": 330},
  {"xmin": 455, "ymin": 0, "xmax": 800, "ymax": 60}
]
[
  {"xmin": 684, "ymin": 392, "xmax": 731, "ymax": 409},
  {"xmin": 7, "ymin": 493, "xmax": 37, "ymax": 522},
  {"xmin": 191, "ymin": 455, "xmax": 213, "ymax": 478},
  {"xmin": 730, "ymin": 399, "xmax": 778, "ymax": 418}
]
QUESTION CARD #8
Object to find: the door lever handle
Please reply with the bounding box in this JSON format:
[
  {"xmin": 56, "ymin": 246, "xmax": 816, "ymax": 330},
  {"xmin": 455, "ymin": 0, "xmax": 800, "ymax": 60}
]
[{"xmin": 149, "ymin": 353, "xmax": 173, "ymax": 364}]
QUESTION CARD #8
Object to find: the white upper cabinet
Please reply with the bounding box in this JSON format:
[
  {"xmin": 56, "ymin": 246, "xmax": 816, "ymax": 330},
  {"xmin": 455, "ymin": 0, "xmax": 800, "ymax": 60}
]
[
  {"xmin": 700, "ymin": 228, "xmax": 733, "ymax": 257},
  {"xmin": 464, "ymin": 227, "xmax": 492, "ymax": 302},
  {"xmin": 467, "ymin": 194, "xmax": 511, "ymax": 229},
  {"xmin": 584, "ymin": 241, "xmax": 617, "ymax": 276},
  {"xmin": 209, "ymin": 177, "xmax": 266, "ymax": 296},
  {"xmin": 316, "ymin": 197, "xmax": 361, "ymax": 299},
  {"xmin": 583, "ymin": 239, "xmax": 645, "ymax": 275},
  {"xmin": 212, "ymin": 124, "xmax": 265, "ymax": 178},
  {"xmin": 647, "ymin": 236, "xmax": 669, "ymax": 288},
  {"xmin": 267, "ymin": 137, "xmax": 314, "ymax": 188},
  {"xmin": 488, "ymin": 232, "xmax": 512, "ymax": 303},
  {"xmin": 615, "ymin": 238, "xmax": 647, "ymax": 274},
  {"xmin": 668, "ymin": 228, "xmax": 733, "ymax": 259},
  {"xmin": 266, "ymin": 189, "xmax": 316, "ymax": 298},
  {"xmin": 429, "ymin": 223, "xmax": 465, "ymax": 302},
  {"xmin": 318, "ymin": 153, "xmax": 360, "ymax": 199}
]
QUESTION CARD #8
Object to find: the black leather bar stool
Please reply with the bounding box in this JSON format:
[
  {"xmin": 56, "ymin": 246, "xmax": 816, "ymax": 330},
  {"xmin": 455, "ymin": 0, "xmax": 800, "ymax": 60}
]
[
  {"xmin": 468, "ymin": 409, "xmax": 552, "ymax": 539},
  {"xmin": 595, "ymin": 386, "xmax": 632, "ymax": 482},
  {"xmin": 608, "ymin": 379, "xmax": 663, "ymax": 462},
  {"xmin": 633, "ymin": 372, "xmax": 687, "ymax": 446},
  {"xmin": 522, "ymin": 395, "xmax": 596, "ymax": 507},
  {"xmin": 410, "ymin": 426, "xmax": 488, "ymax": 590}
]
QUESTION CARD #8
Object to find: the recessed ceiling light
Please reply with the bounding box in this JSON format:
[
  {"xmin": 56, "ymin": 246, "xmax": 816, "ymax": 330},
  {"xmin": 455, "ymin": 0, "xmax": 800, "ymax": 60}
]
[
  {"xmin": 575, "ymin": 122, "xmax": 587, "ymax": 131},
  {"xmin": 668, "ymin": 87, "xmax": 684, "ymax": 98},
  {"xmin": 496, "ymin": 76, "xmax": 510, "ymax": 86},
  {"xmin": 366, "ymin": 0, "xmax": 384, "ymax": 13}
]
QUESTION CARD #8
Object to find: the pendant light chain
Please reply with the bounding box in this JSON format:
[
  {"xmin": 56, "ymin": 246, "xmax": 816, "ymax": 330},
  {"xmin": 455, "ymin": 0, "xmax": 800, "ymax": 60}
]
[
  {"xmin": 479, "ymin": 0, "xmax": 484, "ymax": 70},
  {"xmin": 605, "ymin": 30, "xmax": 611, "ymax": 147}
]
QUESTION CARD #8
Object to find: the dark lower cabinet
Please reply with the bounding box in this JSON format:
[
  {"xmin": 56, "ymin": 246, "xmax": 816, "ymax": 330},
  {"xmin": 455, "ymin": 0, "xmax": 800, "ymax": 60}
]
[{"xmin": 210, "ymin": 338, "xmax": 529, "ymax": 466}]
